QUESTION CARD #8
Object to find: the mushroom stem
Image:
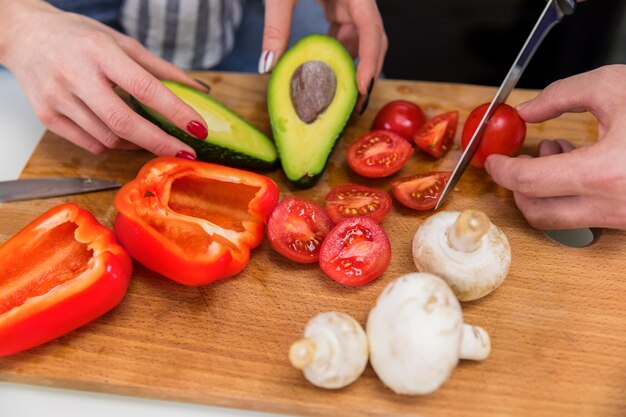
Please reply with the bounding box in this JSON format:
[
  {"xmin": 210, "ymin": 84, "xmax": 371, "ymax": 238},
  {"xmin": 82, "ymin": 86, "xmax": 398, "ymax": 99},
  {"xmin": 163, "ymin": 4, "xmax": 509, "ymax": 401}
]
[
  {"xmin": 459, "ymin": 323, "xmax": 491, "ymax": 361},
  {"xmin": 447, "ymin": 210, "xmax": 491, "ymax": 252},
  {"xmin": 289, "ymin": 338, "xmax": 317, "ymax": 370}
]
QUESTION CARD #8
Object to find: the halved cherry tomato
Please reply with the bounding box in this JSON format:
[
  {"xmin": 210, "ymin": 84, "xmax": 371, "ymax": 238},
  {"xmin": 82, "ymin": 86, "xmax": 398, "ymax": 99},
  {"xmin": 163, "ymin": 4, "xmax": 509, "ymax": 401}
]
[
  {"xmin": 413, "ymin": 111, "xmax": 458, "ymax": 158},
  {"xmin": 461, "ymin": 103, "xmax": 526, "ymax": 168},
  {"xmin": 346, "ymin": 130, "xmax": 414, "ymax": 178},
  {"xmin": 371, "ymin": 100, "xmax": 425, "ymax": 140},
  {"xmin": 267, "ymin": 196, "xmax": 334, "ymax": 264},
  {"xmin": 325, "ymin": 184, "xmax": 392, "ymax": 224},
  {"xmin": 391, "ymin": 171, "xmax": 452, "ymax": 211},
  {"xmin": 319, "ymin": 217, "xmax": 391, "ymax": 286}
]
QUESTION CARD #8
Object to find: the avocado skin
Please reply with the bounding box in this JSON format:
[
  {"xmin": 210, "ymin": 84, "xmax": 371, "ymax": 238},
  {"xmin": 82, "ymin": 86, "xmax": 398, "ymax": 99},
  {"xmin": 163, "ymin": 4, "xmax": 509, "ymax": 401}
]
[{"xmin": 268, "ymin": 34, "xmax": 358, "ymax": 188}]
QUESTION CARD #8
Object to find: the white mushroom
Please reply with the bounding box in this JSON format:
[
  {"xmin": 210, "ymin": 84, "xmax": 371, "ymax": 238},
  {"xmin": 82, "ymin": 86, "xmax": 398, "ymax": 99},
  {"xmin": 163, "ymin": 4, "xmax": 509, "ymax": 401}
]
[
  {"xmin": 367, "ymin": 272, "xmax": 491, "ymax": 395},
  {"xmin": 289, "ymin": 311, "xmax": 368, "ymax": 389},
  {"xmin": 412, "ymin": 210, "xmax": 511, "ymax": 301}
]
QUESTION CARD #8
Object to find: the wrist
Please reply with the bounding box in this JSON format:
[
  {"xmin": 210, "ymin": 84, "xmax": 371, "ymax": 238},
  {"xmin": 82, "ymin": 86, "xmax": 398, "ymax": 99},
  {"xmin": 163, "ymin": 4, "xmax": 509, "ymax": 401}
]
[{"xmin": 0, "ymin": 0, "xmax": 54, "ymax": 65}]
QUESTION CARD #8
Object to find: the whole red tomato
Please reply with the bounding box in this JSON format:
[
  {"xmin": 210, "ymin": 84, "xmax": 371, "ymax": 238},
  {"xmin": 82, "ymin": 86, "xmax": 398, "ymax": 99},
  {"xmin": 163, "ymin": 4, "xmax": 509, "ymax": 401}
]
[
  {"xmin": 372, "ymin": 100, "xmax": 425, "ymax": 140},
  {"xmin": 461, "ymin": 103, "xmax": 527, "ymax": 168}
]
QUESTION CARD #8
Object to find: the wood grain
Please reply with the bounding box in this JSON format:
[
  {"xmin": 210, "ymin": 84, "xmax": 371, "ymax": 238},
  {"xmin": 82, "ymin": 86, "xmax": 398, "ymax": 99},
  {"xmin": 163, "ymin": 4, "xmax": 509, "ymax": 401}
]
[{"xmin": 1, "ymin": 72, "xmax": 625, "ymax": 417}]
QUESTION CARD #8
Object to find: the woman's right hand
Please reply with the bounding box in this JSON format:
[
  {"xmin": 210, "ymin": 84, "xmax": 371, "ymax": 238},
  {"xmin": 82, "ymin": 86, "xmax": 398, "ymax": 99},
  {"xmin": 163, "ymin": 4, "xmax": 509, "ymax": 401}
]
[{"xmin": 0, "ymin": 0, "xmax": 208, "ymax": 157}]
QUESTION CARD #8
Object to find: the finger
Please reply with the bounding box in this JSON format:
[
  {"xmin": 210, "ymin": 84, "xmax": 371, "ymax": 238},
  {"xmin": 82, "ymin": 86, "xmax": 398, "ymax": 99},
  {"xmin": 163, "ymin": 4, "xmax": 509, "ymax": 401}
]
[
  {"xmin": 114, "ymin": 34, "xmax": 210, "ymax": 93},
  {"xmin": 81, "ymin": 83, "xmax": 196, "ymax": 157},
  {"xmin": 484, "ymin": 151, "xmax": 591, "ymax": 198},
  {"xmin": 59, "ymin": 95, "xmax": 140, "ymax": 150},
  {"xmin": 556, "ymin": 139, "xmax": 576, "ymax": 153},
  {"xmin": 350, "ymin": 1, "xmax": 387, "ymax": 94},
  {"xmin": 45, "ymin": 112, "xmax": 108, "ymax": 155},
  {"xmin": 334, "ymin": 23, "xmax": 359, "ymax": 58},
  {"xmin": 260, "ymin": 0, "xmax": 297, "ymax": 73},
  {"xmin": 99, "ymin": 48, "xmax": 209, "ymax": 141},
  {"xmin": 516, "ymin": 66, "xmax": 621, "ymax": 123},
  {"xmin": 538, "ymin": 140, "xmax": 562, "ymax": 157},
  {"xmin": 514, "ymin": 192, "xmax": 612, "ymax": 230}
]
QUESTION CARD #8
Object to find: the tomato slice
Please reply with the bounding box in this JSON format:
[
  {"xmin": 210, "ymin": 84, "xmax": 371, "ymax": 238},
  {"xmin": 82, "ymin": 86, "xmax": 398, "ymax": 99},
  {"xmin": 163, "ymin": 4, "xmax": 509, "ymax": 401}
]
[
  {"xmin": 391, "ymin": 171, "xmax": 452, "ymax": 210},
  {"xmin": 413, "ymin": 111, "xmax": 458, "ymax": 158},
  {"xmin": 346, "ymin": 130, "xmax": 414, "ymax": 178},
  {"xmin": 267, "ymin": 196, "xmax": 334, "ymax": 263},
  {"xmin": 319, "ymin": 217, "xmax": 391, "ymax": 286},
  {"xmin": 325, "ymin": 184, "xmax": 392, "ymax": 224}
]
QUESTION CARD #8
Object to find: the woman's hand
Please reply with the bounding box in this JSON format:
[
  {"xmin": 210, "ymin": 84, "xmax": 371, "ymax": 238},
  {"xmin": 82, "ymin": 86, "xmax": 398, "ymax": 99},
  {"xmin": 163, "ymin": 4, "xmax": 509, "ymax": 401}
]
[
  {"xmin": 260, "ymin": 0, "xmax": 387, "ymax": 103},
  {"xmin": 484, "ymin": 65, "xmax": 626, "ymax": 231},
  {"xmin": 0, "ymin": 0, "xmax": 209, "ymax": 157}
]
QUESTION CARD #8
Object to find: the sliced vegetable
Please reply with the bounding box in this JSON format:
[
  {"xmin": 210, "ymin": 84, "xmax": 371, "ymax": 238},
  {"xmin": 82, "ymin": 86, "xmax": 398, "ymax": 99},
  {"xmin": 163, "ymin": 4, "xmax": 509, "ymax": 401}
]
[
  {"xmin": 114, "ymin": 157, "xmax": 279, "ymax": 286},
  {"xmin": 391, "ymin": 171, "xmax": 451, "ymax": 211},
  {"xmin": 319, "ymin": 217, "xmax": 391, "ymax": 286},
  {"xmin": 133, "ymin": 81, "xmax": 278, "ymax": 169},
  {"xmin": 325, "ymin": 184, "xmax": 392, "ymax": 224},
  {"xmin": 0, "ymin": 203, "xmax": 132, "ymax": 357},
  {"xmin": 347, "ymin": 130, "xmax": 414, "ymax": 178},
  {"xmin": 371, "ymin": 100, "xmax": 425, "ymax": 140},
  {"xmin": 461, "ymin": 103, "xmax": 526, "ymax": 168},
  {"xmin": 413, "ymin": 111, "xmax": 458, "ymax": 158},
  {"xmin": 267, "ymin": 196, "xmax": 334, "ymax": 264}
]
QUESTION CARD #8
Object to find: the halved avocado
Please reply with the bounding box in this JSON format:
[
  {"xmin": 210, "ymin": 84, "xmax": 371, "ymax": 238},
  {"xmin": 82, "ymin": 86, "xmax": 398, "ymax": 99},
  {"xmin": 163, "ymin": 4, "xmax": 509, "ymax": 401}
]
[
  {"xmin": 133, "ymin": 81, "xmax": 278, "ymax": 170},
  {"xmin": 268, "ymin": 34, "xmax": 358, "ymax": 187}
]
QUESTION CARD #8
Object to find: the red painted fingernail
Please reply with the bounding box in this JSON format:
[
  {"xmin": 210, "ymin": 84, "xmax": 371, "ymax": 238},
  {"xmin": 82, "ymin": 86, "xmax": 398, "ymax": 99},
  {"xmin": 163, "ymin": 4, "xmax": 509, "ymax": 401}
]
[
  {"xmin": 176, "ymin": 151, "xmax": 196, "ymax": 160},
  {"xmin": 187, "ymin": 120, "xmax": 208, "ymax": 140}
]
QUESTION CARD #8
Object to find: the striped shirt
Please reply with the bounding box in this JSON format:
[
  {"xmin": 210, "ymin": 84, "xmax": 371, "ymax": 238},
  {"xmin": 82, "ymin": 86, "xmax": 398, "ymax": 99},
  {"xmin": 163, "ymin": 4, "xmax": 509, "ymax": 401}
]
[{"xmin": 48, "ymin": 0, "xmax": 243, "ymax": 70}]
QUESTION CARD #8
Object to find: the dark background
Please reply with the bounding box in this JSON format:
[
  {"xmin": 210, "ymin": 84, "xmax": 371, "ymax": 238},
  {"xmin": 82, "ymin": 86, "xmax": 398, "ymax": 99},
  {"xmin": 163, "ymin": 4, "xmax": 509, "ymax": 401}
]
[{"xmin": 379, "ymin": 0, "xmax": 626, "ymax": 89}]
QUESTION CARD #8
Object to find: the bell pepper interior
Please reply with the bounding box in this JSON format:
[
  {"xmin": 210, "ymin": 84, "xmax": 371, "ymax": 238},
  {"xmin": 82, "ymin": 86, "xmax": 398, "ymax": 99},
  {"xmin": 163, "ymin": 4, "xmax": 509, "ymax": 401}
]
[
  {"xmin": 0, "ymin": 222, "xmax": 92, "ymax": 315},
  {"xmin": 168, "ymin": 176, "xmax": 261, "ymax": 233}
]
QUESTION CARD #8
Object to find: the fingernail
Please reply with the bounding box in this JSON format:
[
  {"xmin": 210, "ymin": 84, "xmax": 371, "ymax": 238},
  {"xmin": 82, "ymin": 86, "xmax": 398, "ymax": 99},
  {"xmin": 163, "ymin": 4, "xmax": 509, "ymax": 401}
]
[
  {"xmin": 359, "ymin": 78, "xmax": 375, "ymax": 115},
  {"xmin": 187, "ymin": 120, "xmax": 208, "ymax": 140},
  {"xmin": 193, "ymin": 78, "xmax": 211, "ymax": 93},
  {"xmin": 176, "ymin": 151, "xmax": 196, "ymax": 160},
  {"xmin": 258, "ymin": 50, "xmax": 274, "ymax": 74},
  {"xmin": 516, "ymin": 101, "xmax": 531, "ymax": 111}
]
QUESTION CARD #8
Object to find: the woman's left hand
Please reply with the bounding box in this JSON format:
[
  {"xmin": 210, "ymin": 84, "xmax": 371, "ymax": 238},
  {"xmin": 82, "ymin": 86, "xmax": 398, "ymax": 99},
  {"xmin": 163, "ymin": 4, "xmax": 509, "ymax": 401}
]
[{"xmin": 260, "ymin": 0, "xmax": 387, "ymax": 99}]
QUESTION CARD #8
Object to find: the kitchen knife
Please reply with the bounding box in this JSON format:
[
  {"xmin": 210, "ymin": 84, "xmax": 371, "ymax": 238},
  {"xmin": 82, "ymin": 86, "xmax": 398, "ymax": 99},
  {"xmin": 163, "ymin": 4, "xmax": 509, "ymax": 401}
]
[
  {"xmin": 435, "ymin": 0, "xmax": 576, "ymax": 210},
  {"xmin": 0, "ymin": 177, "xmax": 121, "ymax": 202}
]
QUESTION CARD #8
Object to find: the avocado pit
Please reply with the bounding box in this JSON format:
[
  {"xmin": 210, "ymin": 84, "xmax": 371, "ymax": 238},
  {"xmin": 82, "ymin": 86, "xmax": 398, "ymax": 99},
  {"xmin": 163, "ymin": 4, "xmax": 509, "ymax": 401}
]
[{"xmin": 290, "ymin": 60, "xmax": 337, "ymax": 124}]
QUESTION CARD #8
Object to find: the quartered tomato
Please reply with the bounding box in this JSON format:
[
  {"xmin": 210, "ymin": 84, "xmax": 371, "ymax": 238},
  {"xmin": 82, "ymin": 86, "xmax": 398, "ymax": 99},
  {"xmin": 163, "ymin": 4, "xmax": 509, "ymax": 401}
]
[
  {"xmin": 325, "ymin": 184, "xmax": 392, "ymax": 224},
  {"xmin": 391, "ymin": 171, "xmax": 451, "ymax": 211},
  {"xmin": 371, "ymin": 100, "xmax": 425, "ymax": 140},
  {"xmin": 267, "ymin": 196, "xmax": 334, "ymax": 263},
  {"xmin": 461, "ymin": 103, "xmax": 526, "ymax": 168},
  {"xmin": 413, "ymin": 111, "xmax": 458, "ymax": 158},
  {"xmin": 346, "ymin": 130, "xmax": 414, "ymax": 178},
  {"xmin": 319, "ymin": 217, "xmax": 391, "ymax": 286}
]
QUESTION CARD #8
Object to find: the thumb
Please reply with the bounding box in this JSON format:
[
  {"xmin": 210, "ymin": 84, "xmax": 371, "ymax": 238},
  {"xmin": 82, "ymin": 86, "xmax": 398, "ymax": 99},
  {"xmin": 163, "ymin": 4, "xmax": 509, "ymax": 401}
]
[{"xmin": 259, "ymin": 0, "xmax": 296, "ymax": 74}]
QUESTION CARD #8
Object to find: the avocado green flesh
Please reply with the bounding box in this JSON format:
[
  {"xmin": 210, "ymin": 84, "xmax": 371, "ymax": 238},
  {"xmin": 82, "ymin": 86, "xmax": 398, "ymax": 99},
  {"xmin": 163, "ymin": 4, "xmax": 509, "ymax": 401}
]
[
  {"xmin": 134, "ymin": 81, "xmax": 278, "ymax": 170},
  {"xmin": 268, "ymin": 34, "xmax": 358, "ymax": 187}
]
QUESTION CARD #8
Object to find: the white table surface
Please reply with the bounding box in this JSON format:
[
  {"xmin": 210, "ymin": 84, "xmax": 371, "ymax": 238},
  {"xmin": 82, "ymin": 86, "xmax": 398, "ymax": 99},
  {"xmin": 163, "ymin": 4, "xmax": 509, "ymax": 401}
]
[{"xmin": 0, "ymin": 70, "xmax": 289, "ymax": 417}]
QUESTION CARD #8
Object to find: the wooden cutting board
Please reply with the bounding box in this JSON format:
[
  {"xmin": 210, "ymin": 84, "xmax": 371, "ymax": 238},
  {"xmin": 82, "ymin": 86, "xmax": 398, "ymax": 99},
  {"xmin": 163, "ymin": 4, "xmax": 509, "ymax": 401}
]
[{"xmin": 1, "ymin": 72, "xmax": 625, "ymax": 417}]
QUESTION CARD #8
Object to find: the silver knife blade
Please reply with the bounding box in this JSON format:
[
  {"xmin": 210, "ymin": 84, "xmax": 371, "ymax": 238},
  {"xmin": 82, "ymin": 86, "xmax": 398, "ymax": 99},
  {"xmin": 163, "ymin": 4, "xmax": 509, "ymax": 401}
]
[
  {"xmin": 435, "ymin": 0, "xmax": 576, "ymax": 210},
  {"xmin": 0, "ymin": 178, "xmax": 121, "ymax": 202}
]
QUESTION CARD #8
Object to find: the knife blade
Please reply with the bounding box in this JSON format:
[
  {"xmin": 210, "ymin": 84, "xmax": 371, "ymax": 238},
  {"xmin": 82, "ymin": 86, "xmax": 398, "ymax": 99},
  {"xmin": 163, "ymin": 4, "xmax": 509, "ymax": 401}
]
[
  {"xmin": 0, "ymin": 178, "xmax": 121, "ymax": 202},
  {"xmin": 435, "ymin": 0, "xmax": 576, "ymax": 210}
]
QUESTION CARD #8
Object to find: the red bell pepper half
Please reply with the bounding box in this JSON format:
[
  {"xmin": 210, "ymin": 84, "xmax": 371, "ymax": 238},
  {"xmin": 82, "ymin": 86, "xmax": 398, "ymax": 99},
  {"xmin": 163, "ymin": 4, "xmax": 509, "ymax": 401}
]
[
  {"xmin": 114, "ymin": 157, "xmax": 279, "ymax": 286},
  {"xmin": 0, "ymin": 203, "xmax": 132, "ymax": 357}
]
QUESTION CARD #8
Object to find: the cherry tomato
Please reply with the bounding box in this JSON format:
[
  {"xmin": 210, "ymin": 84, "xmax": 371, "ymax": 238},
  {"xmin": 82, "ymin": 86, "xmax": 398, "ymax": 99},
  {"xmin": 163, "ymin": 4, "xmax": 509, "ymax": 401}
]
[
  {"xmin": 413, "ymin": 111, "xmax": 458, "ymax": 158},
  {"xmin": 371, "ymin": 100, "xmax": 425, "ymax": 140},
  {"xmin": 391, "ymin": 172, "xmax": 452, "ymax": 211},
  {"xmin": 325, "ymin": 184, "xmax": 392, "ymax": 224},
  {"xmin": 319, "ymin": 217, "xmax": 391, "ymax": 286},
  {"xmin": 461, "ymin": 103, "xmax": 526, "ymax": 168},
  {"xmin": 346, "ymin": 130, "xmax": 414, "ymax": 178},
  {"xmin": 267, "ymin": 196, "xmax": 334, "ymax": 263}
]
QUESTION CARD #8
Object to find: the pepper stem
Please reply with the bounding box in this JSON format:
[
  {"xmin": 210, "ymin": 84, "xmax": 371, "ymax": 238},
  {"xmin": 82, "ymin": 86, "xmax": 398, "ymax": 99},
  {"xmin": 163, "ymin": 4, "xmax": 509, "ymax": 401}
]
[
  {"xmin": 289, "ymin": 338, "xmax": 317, "ymax": 370},
  {"xmin": 448, "ymin": 210, "xmax": 491, "ymax": 252},
  {"xmin": 459, "ymin": 323, "xmax": 491, "ymax": 361}
]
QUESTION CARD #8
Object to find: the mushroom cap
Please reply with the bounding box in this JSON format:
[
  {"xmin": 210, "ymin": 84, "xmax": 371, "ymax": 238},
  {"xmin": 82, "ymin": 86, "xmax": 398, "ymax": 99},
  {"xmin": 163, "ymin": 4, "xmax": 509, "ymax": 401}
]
[
  {"xmin": 412, "ymin": 210, "xmax": 511, "ymax": 301},
  {"xmin": 299, "ymin": 311, "xmax": 368, "ymax": 389},
  {"xmin": 367, "ymin": 272, "xmax": 463, "ymax": 395}
]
